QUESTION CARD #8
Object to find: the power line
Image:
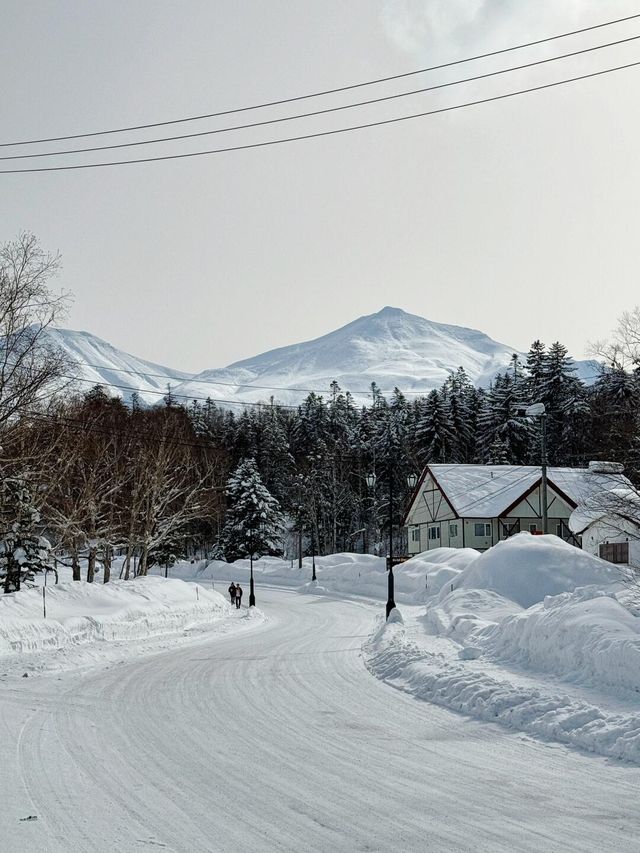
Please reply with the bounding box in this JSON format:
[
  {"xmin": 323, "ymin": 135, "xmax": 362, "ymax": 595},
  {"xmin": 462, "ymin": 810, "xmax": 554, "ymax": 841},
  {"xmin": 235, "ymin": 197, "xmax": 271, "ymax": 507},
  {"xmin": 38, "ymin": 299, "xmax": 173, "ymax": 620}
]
[
  {"xmin": 21, "ymin": 410, "xmax": 220, "ymax": 453},
  {"xmin": 3, "ymin": 34, "xmax": 638, "ymax": 163},
  {"xmin": 67, "ymin": 361, "xmax": 435, "ymax": 396},
  {"xmin": 58, "ymin": 373, "xmax": 308, "ymax": 410},
  {"xmin": 53, "ymin": 358, "xmax": 612, "ymax": 400},
  {"xmin": 3, "ymin": 11, "xmax": 639, "ymax": 148},
  {"xmin": 3, "ymin": 59, "xmax": 639, "ymax": 175}
]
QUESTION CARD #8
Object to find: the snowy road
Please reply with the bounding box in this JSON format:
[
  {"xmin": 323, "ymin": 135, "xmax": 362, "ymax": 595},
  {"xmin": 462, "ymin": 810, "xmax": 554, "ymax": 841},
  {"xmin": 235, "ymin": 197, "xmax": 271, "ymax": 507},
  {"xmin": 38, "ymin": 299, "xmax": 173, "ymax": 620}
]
[{"xmin": 2, "ymin": 587, "xmax": 639, "ymax": 852}]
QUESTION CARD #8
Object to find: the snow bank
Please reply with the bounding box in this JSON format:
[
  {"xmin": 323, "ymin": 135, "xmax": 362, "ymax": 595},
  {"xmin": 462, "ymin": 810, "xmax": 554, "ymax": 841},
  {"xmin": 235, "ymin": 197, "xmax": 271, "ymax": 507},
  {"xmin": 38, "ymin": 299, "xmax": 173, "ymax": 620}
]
[
  {"xmin": 422, "ymin": 587, "xmax": 522, "ymax": 642},
  {"xmin": 457, "ymin": 533, "xmax": 619, "ymax": 607},
  {"xmin": 480, "ymin": 586, "xmax": 640, "ymax": 695},
  {"xmin": 365, "ymin": 617, "xmax": 640, "ymax": 764},
  {"xmin": 158, "ymin": 548, "xmax": 478, "ymax": 604},
  {"xmin": 366, "ymin": 534, "xmax": 640, "ymax": 763},
  {"xmin": 0, "ymin": 577, "xmax": 231, "ymax": 657}
]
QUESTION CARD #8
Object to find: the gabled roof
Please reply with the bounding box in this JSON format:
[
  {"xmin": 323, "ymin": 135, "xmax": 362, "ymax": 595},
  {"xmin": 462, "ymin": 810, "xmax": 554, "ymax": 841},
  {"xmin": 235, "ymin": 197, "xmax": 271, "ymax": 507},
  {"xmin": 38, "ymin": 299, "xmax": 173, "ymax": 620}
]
[{"xmin": 407, "ymin": 464, "xmax": 632, "ymax": 520}]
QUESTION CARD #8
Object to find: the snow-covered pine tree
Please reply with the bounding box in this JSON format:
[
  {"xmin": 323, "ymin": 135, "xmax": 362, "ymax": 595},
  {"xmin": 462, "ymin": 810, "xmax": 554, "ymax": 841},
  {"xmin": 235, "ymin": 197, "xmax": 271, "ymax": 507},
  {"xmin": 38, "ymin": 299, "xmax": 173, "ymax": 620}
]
[
  {"xmin": 539, "ymin": 342, "xmax": 590, "ymax": 464},
  {"xmin": 415, "ymin": 389, "xmax": 454, "ymax": 465},
  {"xmin": 590, "ymin": 367, "xmax": 640, "ymax": 464},
  {"xmin": 525, "ymin": 340, "xmax": 547, "ymax": 403},
  {"xmin": 220, "ymin": 458, "xmax": 285, "ymax": 561},
  {"xmin": 149, "ymin": 537, "xmax": 180, "ymax": 577},
  {"xmin": 259, "ymin": 404, "xmax": 295, "ymax": 503},
  {"xmin": 478, "ymin": 372, "xmax": 530, "ymax": 464},
  {"xmin": 0, "ymin": 476, "xmax": 52, "ymax": 593},
  {"xmin": 442, "ymin": 367, "xmax": 474, "ymax": 462}
]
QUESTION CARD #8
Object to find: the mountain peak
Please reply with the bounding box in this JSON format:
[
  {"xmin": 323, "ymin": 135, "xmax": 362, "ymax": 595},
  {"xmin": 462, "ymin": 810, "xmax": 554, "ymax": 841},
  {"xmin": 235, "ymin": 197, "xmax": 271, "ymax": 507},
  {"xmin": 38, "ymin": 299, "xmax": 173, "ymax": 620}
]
[{"xmin": 376, "ymin": 305, "xmax": 409, "ymax": 316}]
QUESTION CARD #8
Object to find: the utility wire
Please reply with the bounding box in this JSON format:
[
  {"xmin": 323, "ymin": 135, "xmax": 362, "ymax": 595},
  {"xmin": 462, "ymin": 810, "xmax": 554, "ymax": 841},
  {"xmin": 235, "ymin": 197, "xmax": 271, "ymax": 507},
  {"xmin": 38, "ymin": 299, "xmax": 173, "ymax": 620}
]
[
  {"xmin": 58, "ymin": 373, "xmax": 309, "ymax": 409},
  {"xmin": 68, "ymin": 361, "xmax": 445, "ymax": 396},
  {"xmin": 3, "ymin": 34, "xmax": 638, "ymax": 162},
  {"xmin": 2, "ymin": 11, "xmax": 639, "ymax": 148},
  {"xmin": 21, "ymin": 410, "xmax": 222, "ymax": 453},
  {"xmin": 3, "ymin": 59, "xmax": 639, "ymax": 174},
  {"xmin": 68, "ymin": 359, "xmax": 608, "ymax": 394}
]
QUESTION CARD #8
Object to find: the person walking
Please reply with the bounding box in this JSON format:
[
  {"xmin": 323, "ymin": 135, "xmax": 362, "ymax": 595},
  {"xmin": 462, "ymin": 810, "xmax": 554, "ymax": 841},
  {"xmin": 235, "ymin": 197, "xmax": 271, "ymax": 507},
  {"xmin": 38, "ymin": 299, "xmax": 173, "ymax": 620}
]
[
  {"xmin": 235, "ymin": 583, "xmax": 243, "ymax": 609},
  {"xmin": 228, "ymin": 582, "xmax": 237, "ymax": 605}
]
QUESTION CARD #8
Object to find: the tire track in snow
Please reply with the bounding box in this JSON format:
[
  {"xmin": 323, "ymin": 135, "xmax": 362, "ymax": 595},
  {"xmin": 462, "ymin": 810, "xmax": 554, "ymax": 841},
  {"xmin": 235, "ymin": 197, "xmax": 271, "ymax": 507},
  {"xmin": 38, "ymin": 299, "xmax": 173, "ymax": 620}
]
[{"xmin": 6, "ymin": 588, "xmax": 640, "ymax": 852}]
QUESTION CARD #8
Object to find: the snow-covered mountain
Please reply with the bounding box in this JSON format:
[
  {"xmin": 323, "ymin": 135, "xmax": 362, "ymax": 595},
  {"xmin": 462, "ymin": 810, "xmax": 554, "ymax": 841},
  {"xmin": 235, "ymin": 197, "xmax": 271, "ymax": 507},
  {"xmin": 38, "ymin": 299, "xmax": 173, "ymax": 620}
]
[
  {"xmin": 172, "ymin": 307, "xmax": 523, "ymax": 406},
  {"xmin": 45, "ymin": 327, "xmax": 193, "ymax": 404},
  {"xmin": 50, "ymin": 308, "xmax": 599, "ymax": 407}
]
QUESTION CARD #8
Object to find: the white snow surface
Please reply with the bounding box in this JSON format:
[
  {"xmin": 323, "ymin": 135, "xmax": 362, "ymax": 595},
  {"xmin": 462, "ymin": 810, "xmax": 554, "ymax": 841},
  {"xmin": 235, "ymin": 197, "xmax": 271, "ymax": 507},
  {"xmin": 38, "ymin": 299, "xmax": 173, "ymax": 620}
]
[
  {"xmin": 45, "ymin": 327, "xmax": 193, "ymax": 404},
  {"xmin": 2, "ymin": 585, "xmax": 639, "ymax": 852},
  {"xmin": 2, "ymin": 540, "xmax": 640, "ymax": 848},
  {"xmin": 456, "ymin": 533, "xmax": 620, "ymax": 607},
  {"xmin": 0, "ymin": 576, "xmax": 239, "ymax": 674},
  {"xmin": 364, "ymin": 534, "xmax": 640, "ymax": 763}
]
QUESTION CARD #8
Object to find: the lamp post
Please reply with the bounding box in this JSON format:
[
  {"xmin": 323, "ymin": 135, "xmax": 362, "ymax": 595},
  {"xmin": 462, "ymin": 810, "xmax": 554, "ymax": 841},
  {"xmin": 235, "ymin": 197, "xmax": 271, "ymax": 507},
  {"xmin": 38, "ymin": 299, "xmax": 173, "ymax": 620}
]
[
  {"xmin": 525, "ymin": 403, "xmax": 548, "ymax": 534},
  {"xmin": 367, "ymin": 469, "xmax": 418, "ymax": 620},
  {"xmin": 249, "ymin": 552, "xmax": 256, "ymax": 606},
  {"xmin": 311, "ymin": 530, "xmax": 316, "ymax": 581},
  {"xmin": 248, "ymin": 526, "xmax": 256, "ymax": 607}
]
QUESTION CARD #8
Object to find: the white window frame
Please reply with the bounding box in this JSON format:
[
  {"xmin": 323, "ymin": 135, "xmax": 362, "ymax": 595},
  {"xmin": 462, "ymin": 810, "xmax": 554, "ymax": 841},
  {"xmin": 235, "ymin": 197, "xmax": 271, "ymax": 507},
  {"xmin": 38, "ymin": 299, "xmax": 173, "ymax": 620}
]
[
  {"xmin": 449, "ymin": 523, "xmax": 458, "ymax": 538},
  {"xmin": 411, "ymin": 527, "xmax": 421, "ymax": 543},
  {"xmin": 474, "ymin": 523, "xmax": 491, "ymax": 537},
  {"xmin": 428, "ymin": 525, "xmax": 440, "ymax": 541}
]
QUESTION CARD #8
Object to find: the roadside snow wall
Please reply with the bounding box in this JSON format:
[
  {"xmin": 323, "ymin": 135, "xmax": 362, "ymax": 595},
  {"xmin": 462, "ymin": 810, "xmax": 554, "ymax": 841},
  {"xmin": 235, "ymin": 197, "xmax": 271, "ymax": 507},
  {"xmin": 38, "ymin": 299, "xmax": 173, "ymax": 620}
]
[{"xmin": 0, "ymin": 577, "xmax": 230, "ymax": 656}]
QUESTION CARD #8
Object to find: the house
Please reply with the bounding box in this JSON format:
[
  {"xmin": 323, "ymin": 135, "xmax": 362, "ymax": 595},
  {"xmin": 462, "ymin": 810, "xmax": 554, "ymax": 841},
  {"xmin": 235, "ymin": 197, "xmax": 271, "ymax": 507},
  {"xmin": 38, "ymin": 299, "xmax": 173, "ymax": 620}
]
[
  {"xmin": 402, "ymin": 463, "xmax": 633, "ymax": 555},
  {"xmin": 569, "ymin": 479, "xmax": 640, "ymax": 568}
]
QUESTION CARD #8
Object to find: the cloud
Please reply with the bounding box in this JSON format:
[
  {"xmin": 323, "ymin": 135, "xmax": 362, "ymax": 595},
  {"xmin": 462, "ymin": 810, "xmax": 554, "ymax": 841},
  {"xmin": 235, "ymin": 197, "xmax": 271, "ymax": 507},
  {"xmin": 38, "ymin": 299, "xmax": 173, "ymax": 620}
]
[{"xmin": 379, "ymin": 0, "xmax": 631, "ymax": 59}]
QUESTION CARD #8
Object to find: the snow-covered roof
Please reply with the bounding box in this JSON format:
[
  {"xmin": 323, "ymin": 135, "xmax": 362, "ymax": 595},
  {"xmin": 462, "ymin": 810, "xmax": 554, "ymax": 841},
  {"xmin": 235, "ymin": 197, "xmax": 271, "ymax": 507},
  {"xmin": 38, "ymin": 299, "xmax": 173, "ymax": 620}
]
[
  {"xmin": 423, "ymin": 464, "xmax": 632, "ymax": 519},
  {"xmin": 568, "ymin": 486, "xmax": 640, "ymax": 534}
]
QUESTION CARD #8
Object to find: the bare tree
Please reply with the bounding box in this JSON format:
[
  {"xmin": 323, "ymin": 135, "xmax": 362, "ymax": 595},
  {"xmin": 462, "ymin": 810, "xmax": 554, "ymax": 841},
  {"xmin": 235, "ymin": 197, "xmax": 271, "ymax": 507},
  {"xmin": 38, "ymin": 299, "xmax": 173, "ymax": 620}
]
[{"xmin": 590, "ymin": 306, "xmax": 640, "ymax": 370}]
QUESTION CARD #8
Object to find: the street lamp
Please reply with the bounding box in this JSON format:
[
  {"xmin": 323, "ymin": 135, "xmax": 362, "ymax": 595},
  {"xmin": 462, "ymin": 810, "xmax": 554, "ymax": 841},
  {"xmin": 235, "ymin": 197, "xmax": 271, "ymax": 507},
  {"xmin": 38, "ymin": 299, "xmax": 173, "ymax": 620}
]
[
  {"xmin": 368, "ymin": 469, "xmax": 418, "ymax": 620},
  {"xmin": 525, "ymin": 403, "xmax": 548, "ymax": 534},
  {"xmin": 249, "ymin": 553, "xmax": 256, "ymax": 606},
  {"xmin": 248, "ymin": 526, "xmax": 256, "ymax": 607}
]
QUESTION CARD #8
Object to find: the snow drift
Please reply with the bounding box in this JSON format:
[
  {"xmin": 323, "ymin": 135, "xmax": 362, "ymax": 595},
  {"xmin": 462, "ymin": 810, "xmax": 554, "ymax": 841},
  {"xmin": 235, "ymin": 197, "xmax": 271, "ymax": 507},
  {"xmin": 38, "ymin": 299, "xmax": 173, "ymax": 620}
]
[
  {"xmin": 365, "ymin": 534, "xmax": 640, "ymax": 763},
  {"xmin": 0, "ymin": 577, "xmax": 231, "ymax": 657}
]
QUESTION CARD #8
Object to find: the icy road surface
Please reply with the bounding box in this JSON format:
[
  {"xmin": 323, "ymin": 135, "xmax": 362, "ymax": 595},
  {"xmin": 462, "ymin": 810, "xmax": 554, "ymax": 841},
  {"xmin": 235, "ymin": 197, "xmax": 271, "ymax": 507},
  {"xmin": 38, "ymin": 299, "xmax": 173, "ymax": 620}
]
[{"xmin": 1, "ymin": 587, "xmax": 638, "ymax": 852}]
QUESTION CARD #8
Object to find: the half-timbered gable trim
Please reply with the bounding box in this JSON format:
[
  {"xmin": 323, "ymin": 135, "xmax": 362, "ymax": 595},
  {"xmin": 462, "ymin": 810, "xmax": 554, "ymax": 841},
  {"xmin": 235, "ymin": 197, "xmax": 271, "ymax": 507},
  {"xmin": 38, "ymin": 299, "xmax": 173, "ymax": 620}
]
[{"xmin": 403, "ymin": 463, "xmax": 633, "ymax": 555}]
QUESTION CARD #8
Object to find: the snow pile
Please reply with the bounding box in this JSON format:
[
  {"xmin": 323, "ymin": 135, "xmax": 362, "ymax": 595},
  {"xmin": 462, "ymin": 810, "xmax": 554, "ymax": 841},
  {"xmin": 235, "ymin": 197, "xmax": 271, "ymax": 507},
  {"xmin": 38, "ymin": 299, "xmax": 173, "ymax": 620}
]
[
  {"xmin": 481, "ymin": 586, "xmax": 640, "ymax": 695},
  {"xmin": 0, "ymin": 576, "xmax": 231, "ymax": 657},
  {"xmin": 422, "ymin": 587, "xmax": 523, "ymax": 641},
  {"xmin": 158, "ymin": 548, "xmax": 478, "ymax": 603},
  {"xmin": 365, "ymin": 617, "xmax": 640, "ymax": 763},
  {"xmin": 365, "ymin": 534, "xmax": 640, "ymax": 763},
  {"xmin": 456, "ymin": 534, "xmax": 619, "ymax": 607}
]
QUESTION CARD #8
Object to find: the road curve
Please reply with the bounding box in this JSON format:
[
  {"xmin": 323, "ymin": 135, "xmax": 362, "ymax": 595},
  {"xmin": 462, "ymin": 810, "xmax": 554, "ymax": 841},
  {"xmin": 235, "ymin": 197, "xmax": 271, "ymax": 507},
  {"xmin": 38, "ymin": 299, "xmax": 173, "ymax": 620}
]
[{"xmin": 2, "ymin": 587, "xmax": 639, "ymax": 852}]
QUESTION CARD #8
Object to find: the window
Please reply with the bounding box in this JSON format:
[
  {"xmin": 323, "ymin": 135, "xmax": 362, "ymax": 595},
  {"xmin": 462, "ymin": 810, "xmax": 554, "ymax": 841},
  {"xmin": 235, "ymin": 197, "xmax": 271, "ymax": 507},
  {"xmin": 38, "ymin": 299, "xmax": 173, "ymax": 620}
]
[
  {"xmin": 556, "ymin": 523, "xmax": 563, "ymax": 537},
  {"xmin": 411, "ymin": 528, "xmax": 421, "ymax": 543},
  {"xmin": 599, "ymin": 542, "xmax": 629, "ymax": 564},
  {"xmin": 449, "ymin": 523, "xmax": 458, "ymax": 538},
  {"xmin": 474, "ymin": 523, "xmax": 491, "ymax": 537},
  {"xmin": 428, "ymin": 526, "xmax": 440, "ymax": 540},
  {"xmin": 529, "ymin": 524, "xmax": 539, "ymax": 534}
]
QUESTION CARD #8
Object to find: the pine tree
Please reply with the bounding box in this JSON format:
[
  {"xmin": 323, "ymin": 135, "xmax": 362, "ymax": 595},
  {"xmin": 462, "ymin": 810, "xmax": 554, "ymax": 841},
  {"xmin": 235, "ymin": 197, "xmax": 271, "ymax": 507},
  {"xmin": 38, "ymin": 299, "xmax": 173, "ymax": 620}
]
[
  {"xmin": 540, "ymin": 342, "xmax": 590, "ymax": 464},
  {"xmin": 415, "ymin": 389, "xmax": 454, "ymax": 464},
  {"xmin": 443, "ymin": 367, "xmax": 475, "ymax": 462},
  {"xmin": 220, "ymin": 458, "xmax": 285, "ymax": 561},
  {"xmin": 525, "ymin": 340, "xmax": 547, "ymax": 403},
  {"xmin": 478, "ymin": 372, "xmax": 530, "ymax": 463},
  {"xmin": 0, "ymin": 477, "xmax": 52, "ymax": 593}
]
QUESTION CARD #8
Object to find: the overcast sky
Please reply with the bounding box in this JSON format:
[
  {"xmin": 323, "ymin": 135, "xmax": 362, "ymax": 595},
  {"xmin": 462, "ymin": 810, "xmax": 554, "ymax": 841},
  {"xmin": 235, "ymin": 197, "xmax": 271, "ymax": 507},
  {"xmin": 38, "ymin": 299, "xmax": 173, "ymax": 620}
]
[{"xmin": 2, "ymin": 0, "xmax": 640, "ymax": 373}]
